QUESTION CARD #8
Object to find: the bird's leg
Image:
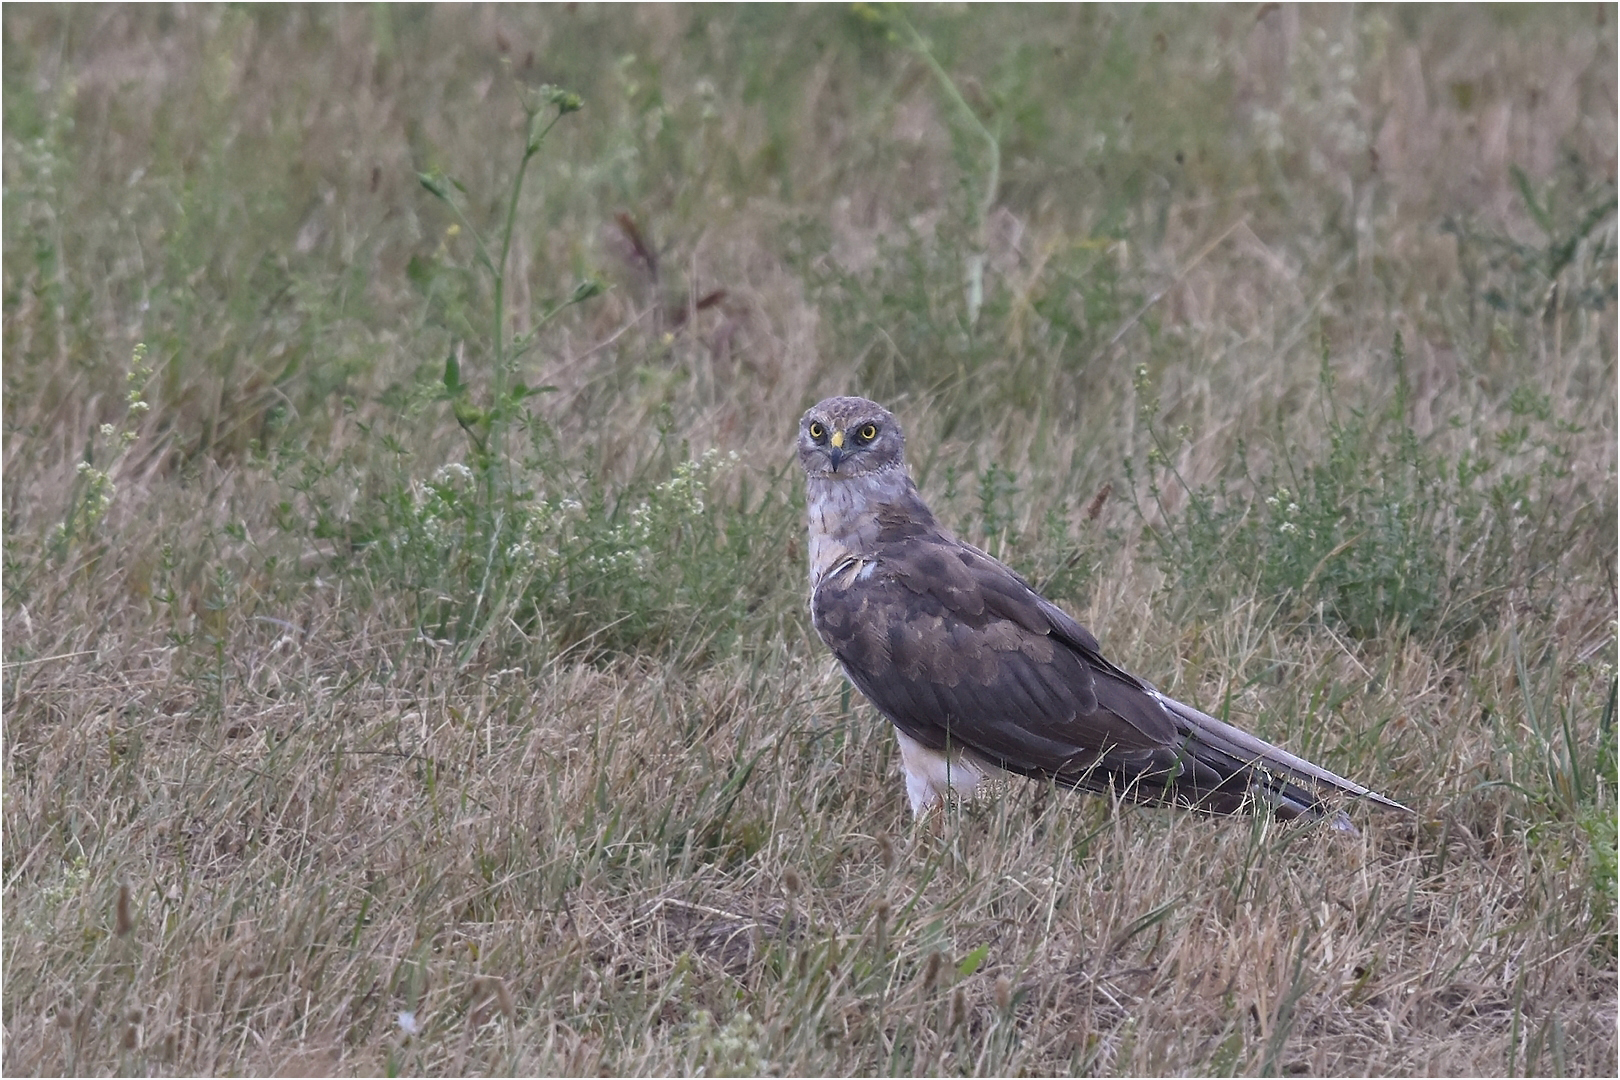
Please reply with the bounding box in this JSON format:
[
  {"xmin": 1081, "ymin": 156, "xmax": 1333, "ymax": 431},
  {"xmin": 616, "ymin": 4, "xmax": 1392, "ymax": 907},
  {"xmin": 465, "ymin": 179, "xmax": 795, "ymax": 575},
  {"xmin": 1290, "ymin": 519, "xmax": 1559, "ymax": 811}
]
[{"xmin": 901, "ymin": 772, "xmax": 949, "ymax": 842}]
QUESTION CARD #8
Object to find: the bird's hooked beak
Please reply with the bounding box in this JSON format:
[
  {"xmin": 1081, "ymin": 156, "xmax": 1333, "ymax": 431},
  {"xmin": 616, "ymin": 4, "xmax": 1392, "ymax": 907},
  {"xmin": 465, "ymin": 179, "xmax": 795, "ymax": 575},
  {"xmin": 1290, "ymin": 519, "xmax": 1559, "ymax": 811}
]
[{"xmin": 828, "ymin": 429, "xmax": 846, "ymax": 471}]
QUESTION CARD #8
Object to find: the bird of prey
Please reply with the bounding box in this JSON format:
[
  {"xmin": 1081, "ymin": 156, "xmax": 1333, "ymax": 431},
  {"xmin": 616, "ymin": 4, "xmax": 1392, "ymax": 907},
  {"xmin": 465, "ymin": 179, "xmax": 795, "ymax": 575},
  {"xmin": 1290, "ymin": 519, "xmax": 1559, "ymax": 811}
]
[{"xmin": 797, "ymin": 395, "xmax": 1408, "ymax": 831}]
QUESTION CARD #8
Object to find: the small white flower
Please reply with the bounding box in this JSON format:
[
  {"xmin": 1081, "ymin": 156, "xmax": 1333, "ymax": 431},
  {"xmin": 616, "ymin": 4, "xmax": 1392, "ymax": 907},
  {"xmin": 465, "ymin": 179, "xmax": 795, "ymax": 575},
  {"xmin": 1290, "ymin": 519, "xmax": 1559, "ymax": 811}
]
[{"xmin": 397, "ymin": 1011, "xmax": 419, "ymax": 1035}]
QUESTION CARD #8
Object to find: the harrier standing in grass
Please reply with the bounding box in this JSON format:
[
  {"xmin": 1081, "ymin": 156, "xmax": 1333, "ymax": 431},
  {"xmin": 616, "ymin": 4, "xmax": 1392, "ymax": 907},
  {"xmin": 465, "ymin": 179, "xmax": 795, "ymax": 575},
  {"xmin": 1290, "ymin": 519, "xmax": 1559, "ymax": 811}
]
[{"xmin": 797, "ymin": 396, "xmax": 1408, "ymax": 830}]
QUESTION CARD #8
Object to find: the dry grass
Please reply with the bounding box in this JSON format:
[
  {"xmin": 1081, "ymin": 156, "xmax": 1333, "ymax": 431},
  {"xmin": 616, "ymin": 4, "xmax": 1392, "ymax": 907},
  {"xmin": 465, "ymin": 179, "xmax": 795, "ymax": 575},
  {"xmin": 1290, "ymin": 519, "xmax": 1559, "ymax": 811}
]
[{"xmin": 3, "ymin": 5, "xmax": 1615, "ymax": 1075}]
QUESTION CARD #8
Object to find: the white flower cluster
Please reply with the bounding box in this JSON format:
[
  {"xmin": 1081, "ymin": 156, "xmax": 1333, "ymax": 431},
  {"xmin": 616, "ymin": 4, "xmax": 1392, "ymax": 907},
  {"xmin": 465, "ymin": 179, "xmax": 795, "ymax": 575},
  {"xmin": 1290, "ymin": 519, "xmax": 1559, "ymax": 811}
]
[
  {"xmin": 1265, "ymin": 487, "xmax": 1315, "ymax": 539},
  {"xmin": 76, "ymin": 460, "xmax": 116, "ymax": 515},
  {"xmin": 505, "ymin": 496, "xmax": 582, "ymax": 566},
  {"xmin": 432, "ymin": 462, "xmax": 476, "ymax": 487},
  {"xmin": 587, "ymin": 492, "xmax": 672, "ymax": 577},
  {"xmin": 51, "ymin": 343, "xmax": 151, "ymax": 548},
  {"xmin": 580, "ymin": 448, "xmax": 738, "ymax": 580},
  {"xmin": 387, "ymin": 448, "xmax": 740, "ymax": 589},
  {"xmin": 382, "ymin": 462, "xmax": 480, "ymax": 557}
]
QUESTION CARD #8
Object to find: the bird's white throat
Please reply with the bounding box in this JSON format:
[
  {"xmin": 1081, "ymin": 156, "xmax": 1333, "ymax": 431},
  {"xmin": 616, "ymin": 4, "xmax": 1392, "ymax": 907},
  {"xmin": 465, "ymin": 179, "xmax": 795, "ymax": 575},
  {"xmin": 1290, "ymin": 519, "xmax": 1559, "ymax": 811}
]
[{"xmin": 803, "ymin": 465, "xmax": 919, "ymax": 585}]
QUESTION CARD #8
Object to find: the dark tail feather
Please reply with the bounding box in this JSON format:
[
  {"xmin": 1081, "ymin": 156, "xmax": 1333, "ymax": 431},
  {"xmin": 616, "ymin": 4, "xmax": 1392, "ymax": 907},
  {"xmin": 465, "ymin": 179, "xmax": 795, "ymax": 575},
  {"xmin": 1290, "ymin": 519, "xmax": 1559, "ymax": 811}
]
[{"xmin": 1151, "ymin": 692, "xmax": 1410, "ymax": 833}]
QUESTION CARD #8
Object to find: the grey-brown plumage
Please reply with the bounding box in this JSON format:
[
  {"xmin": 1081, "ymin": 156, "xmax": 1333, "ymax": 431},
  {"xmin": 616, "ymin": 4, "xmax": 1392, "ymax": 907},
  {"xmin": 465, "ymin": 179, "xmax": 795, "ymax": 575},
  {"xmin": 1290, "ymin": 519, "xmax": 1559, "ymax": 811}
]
[{"xmin": 797, "ymin": 395, "xmax": 1409, "ymax": 830}]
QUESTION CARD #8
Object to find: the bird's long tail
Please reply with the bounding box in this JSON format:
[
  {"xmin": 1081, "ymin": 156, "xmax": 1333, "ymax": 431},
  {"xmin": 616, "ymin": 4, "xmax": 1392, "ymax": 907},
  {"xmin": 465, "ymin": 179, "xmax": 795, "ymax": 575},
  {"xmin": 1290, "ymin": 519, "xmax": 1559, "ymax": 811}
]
[{"xmin": 1150, "ymin": 692, "xmax": 1410, "ymax": 834}]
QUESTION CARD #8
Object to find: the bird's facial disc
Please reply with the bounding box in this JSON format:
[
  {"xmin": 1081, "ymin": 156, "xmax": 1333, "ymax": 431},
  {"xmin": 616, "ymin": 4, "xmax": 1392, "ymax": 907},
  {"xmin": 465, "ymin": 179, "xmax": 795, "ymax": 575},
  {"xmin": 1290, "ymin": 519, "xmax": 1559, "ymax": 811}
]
[{"xmin": 798, "ymin": 397, "xmax": 901, "ymax": 478}]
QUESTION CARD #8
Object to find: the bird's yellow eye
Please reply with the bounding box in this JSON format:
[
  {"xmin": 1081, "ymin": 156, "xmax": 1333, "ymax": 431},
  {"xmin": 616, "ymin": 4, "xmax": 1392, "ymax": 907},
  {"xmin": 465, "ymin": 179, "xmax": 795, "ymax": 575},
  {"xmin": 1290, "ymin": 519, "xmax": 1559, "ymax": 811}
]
[
  {"xmin": 857, "ymin": 423, "xmax": 878, "ymax": 443},
  {"xmin": 808, "ymin": 422, "xmax": 826, "ymax": 442}
]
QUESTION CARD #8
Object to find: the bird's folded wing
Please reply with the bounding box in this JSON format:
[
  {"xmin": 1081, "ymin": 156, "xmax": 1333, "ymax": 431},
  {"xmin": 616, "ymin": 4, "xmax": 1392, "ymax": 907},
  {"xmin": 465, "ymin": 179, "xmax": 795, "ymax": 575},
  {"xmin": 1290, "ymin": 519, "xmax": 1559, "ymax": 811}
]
[{"xmin": 811, "ymin": 536, "xmax": 1179, "ymax": 771}]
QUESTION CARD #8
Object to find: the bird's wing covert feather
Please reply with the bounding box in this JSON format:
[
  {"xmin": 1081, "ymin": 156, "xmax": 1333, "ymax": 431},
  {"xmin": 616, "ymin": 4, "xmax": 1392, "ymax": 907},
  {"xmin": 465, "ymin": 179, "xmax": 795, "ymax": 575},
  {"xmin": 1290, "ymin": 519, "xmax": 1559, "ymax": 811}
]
[{"xmin": 810, "ymin": 535, "xmax": 1181, "ymax": 778}]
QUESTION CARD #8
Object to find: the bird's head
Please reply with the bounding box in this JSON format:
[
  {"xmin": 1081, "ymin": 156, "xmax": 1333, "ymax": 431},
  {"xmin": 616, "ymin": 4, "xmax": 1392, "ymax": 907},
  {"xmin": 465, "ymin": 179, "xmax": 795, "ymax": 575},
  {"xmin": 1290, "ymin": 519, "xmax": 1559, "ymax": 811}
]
[{"xmin": 798, "ymin": 396, "xmax": 906, "ymax": 481}]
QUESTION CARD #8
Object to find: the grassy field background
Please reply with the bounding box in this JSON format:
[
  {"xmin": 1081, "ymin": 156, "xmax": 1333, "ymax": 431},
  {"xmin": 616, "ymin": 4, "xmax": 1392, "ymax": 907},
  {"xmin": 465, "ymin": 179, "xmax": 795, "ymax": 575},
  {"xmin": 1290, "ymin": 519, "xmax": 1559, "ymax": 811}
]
[{"xmin": 3, "ymin": 5, "xmax": 1615, "ymax": 1075}]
